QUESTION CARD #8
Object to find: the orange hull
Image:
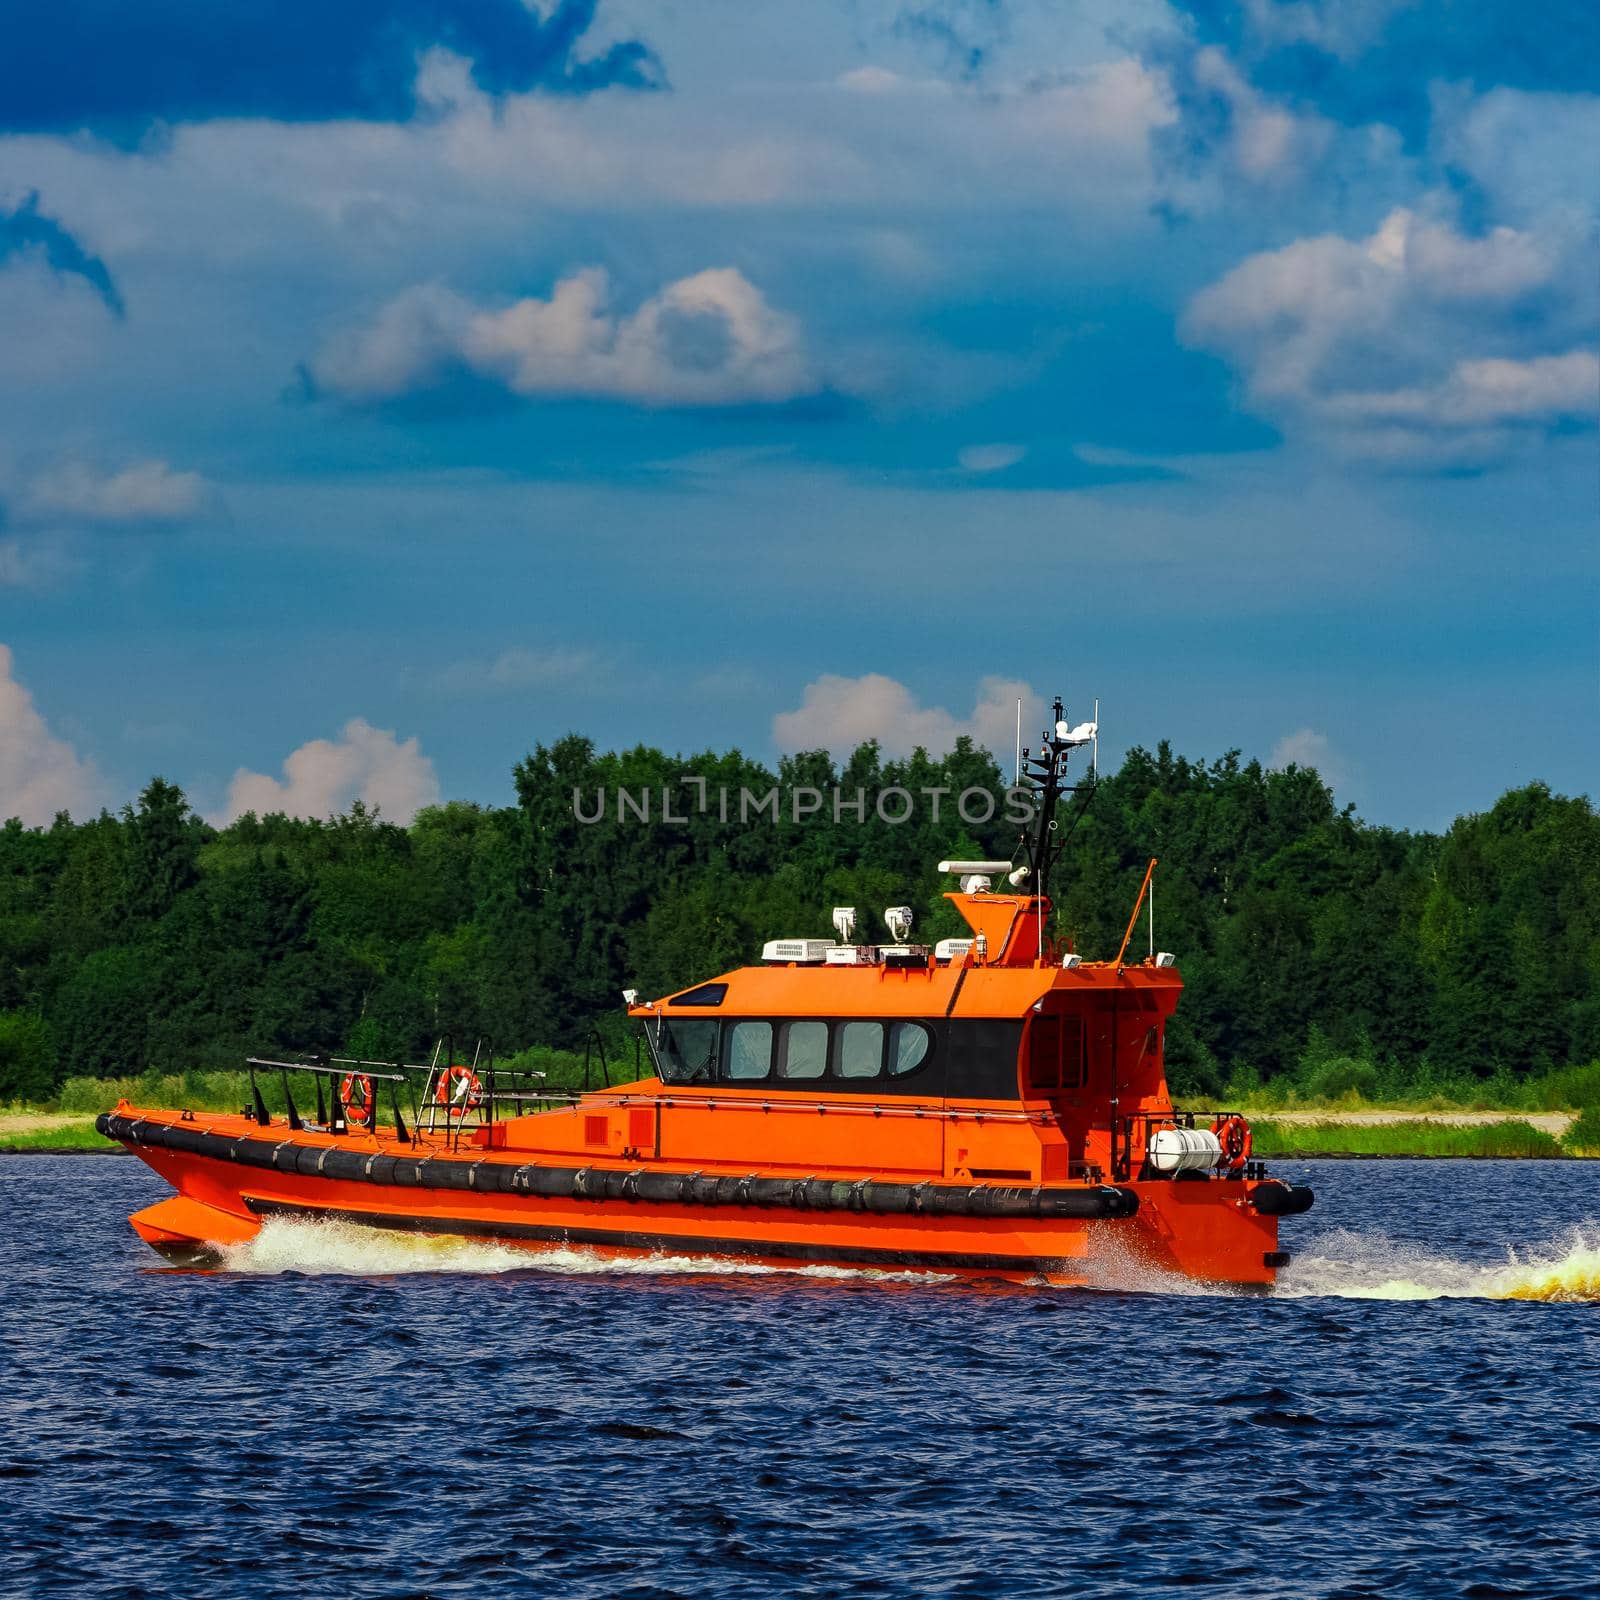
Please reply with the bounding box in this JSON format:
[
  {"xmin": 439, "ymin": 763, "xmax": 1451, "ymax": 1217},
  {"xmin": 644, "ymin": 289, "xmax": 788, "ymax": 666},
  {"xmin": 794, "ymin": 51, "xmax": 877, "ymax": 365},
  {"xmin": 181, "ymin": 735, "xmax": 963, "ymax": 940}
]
[{"xmin": 103, "ymin": 1106, "xmax": 1288, "ymax": 1287}]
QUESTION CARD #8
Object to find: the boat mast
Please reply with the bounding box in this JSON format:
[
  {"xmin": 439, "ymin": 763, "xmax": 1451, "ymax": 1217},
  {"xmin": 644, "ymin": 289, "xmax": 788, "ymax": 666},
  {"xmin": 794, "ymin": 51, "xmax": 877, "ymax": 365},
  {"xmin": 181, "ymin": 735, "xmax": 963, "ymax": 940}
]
[{"xmin": 1017, "ymin": 695, "xmax": 1097, "ymax": 911}]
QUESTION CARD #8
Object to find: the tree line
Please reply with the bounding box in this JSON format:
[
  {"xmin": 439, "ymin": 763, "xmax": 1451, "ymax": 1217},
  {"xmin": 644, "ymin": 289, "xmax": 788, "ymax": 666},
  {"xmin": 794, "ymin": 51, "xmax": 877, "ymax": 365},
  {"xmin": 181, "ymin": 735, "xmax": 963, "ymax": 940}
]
[{"xmin": 0, "ymin": 733, "xmax": 1595, "ymax": 1101}]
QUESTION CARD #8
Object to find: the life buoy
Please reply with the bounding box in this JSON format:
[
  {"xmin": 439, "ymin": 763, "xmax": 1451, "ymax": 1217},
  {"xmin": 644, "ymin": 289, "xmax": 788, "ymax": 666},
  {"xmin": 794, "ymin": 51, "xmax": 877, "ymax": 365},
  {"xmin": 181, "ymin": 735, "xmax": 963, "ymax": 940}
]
[
  {"xmin": 340, "ymin": 1072, "xmax": 375, "ymax": 1127},
  {"xmin": 435, "ymin": 1064, "xmax": 484, "ymax": 1114},
  {"xmin": 1211, "ymin": 1113, "xmax": 1252, "ymax": 1171}
]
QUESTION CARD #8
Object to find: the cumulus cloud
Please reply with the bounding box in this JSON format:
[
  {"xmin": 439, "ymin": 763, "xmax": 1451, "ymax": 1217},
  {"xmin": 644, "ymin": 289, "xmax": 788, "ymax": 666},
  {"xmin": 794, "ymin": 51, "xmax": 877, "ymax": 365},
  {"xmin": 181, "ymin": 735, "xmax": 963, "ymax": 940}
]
[
  {"xmin": 0, "ymin": 190, "xmax": 123, "ymax": 317},
  {"xmin": 311, "ymin": 266, "xmax": 818, "ymax": 409},
  {"xmin": 1270, "ymin": 727, "xmax": 1347, "ymax": 789},
  {"xmin": 0, "ymin": 644, "xmax": 105, "ymax": 824},
  {"xmin": 1182, "ymin": 208, "xmax": 1599, "ymax": 463},
  {"xmin": 1158, "ymin": 44, "xmax": 1337, "ymax": 193},
  {"xmin": 773, "ymin": 673, "xmax": 1038, "ymax": 760},
  {"xmin": 1433, "ymin": 86, "xmax": 1600, "ymax": 228},
  {"xmin": 220, "ymin": 719, "xmax": 440, "ymax": 825},
  {"xmin": 16, "ymin": 459, "xmax": 211, "ymax": 524}
]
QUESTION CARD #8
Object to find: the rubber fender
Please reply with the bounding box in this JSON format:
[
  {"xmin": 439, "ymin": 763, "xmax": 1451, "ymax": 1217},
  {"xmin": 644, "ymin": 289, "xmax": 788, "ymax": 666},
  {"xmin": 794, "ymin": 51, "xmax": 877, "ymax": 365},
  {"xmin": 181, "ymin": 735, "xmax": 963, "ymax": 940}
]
[
  {"xmin": 98, "ymin": 1113, "xmax": 1144, "ymax": 1224},
  {"xmin": 321, "ymin": 1148, "xmax": 369, "ymax": 1184},
  {"xmin": 472, "ymin": 1161, "xmax": 515, "ymax": 1196},
  {"xmin": 363, "ymin": 1154, "xmax": 400, "ymax": 1187},
  {"xmin": 1250, "ymin": 1181, "xmax": 1315, "ymax": 1216}
]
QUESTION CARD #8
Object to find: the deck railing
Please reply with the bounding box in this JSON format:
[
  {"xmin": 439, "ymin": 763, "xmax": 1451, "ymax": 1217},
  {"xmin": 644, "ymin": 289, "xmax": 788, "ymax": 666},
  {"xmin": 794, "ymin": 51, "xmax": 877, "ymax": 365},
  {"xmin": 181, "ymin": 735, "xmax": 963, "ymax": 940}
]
[
  {"xmin": 239, "ymin": 1051, "xmax": 1261, "ymax": 1183},
  {"xmin": 243, "ymin": 1048, "xmax": 587, "ymax": 1152}
]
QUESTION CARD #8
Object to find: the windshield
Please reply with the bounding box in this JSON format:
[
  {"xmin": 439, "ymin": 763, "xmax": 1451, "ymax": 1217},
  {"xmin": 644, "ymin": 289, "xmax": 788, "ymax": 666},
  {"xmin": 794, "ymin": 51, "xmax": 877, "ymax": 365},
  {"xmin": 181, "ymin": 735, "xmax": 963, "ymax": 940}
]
[{"xmin": 651, "ymin": 1018, "xmax": 719, "ymax": 1083}]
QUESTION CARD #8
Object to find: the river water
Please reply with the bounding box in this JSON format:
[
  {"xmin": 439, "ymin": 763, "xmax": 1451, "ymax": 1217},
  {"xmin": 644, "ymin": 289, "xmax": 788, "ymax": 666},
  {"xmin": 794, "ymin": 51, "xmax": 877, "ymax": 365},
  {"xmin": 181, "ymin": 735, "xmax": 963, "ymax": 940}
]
[{"xmin": 1, "ymin": 1154, "xmax": 1595, "ymax": 1599}]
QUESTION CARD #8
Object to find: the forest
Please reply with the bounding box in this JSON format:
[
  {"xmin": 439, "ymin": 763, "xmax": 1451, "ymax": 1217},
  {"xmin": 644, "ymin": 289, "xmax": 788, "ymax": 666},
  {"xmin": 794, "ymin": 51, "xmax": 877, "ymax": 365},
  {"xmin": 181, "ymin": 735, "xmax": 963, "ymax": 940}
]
[{"xmin": 0, "ymin": 733, "xmax": 1595, "ymax": 1104}]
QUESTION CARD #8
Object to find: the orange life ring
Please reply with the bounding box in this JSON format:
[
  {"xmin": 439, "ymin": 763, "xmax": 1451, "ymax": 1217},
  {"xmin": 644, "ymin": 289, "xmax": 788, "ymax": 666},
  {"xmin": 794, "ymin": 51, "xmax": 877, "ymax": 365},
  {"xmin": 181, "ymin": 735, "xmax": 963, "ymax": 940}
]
[
  {"xmin": 435, "ymin": 1064, "xmax": 484, "ymax": 1113},
  {"xmin": 340, "ymin": 1072, "xmax": 375, "ymax": 1127},
  {"xmin": 1211, "ymin": 1113, "xmax": 1252, "ymax": 1171}
]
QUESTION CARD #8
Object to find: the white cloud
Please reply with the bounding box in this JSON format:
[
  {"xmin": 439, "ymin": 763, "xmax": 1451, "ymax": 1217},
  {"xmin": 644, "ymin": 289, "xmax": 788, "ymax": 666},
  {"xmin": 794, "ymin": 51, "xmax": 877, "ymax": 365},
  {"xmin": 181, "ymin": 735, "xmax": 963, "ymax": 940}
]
[
  {"xmin": 220, "ymin": 718, "xmax": 440, "ymax": 825},
  {"xmin": 1183, "ymin": 207, "xmax": 1599, "ymax": 462},
  {"xmin": 1188, "ymin": 46, "xmax": 1335, "ymax": 185},
  {"xmin": 773, "ymin": 673, "xmax": 1038, "ymax": 759},
  {"xmin": 1322, "ymin": 351, "xmax": 1599, "ymax": 429},
  {"xmin": 1270, "ymin": 727, "xmax": 1347, "ymax": 789},
  {"xmin": 958, "ymin": 443, "xmax": 1026, "ymax": 473},
  {"xmin": 17, "ymin": 458, "xmax": 211, "ymax": 524},
  {"xmin": 0, "ymin": 643, "xmax": 105, "ymax": 824},
  {"xmin": 308, "ymin": 283, "xmax": 473, "ymax": 403},
  {"xmin": 313, "ymin": 266, "xmax": 818, "ymax": 408},
  {"xmin": 424, "ymin": 645, "xmax": 597, "ymax": 696}
]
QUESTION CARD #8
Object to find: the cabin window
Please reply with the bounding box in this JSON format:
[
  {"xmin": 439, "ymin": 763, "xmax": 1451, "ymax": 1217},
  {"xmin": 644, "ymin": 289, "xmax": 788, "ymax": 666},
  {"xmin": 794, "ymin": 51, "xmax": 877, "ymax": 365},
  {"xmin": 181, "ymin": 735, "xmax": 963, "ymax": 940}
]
[
  {"xmin": 655, "ymin": 1018, "xmax": 719, "ymax": 1083},
  {"xmin": 671, "ymin": 983, "xmax": 728, "ymax": 1007},
  {"xmin": 888, "ymin": 1021, "xmax": 932, "ymax": 1077},
  {"xmin": 836, "ymin": 1021, "xmax": 884, "ymax": 1079},
  {"xmin": 723, "ymin": 1020, "xmax": 773, "ymax": 1081},
  {"xmin": 777, "ymin": 1020, "xmax": 828, "ymax": 1079}
]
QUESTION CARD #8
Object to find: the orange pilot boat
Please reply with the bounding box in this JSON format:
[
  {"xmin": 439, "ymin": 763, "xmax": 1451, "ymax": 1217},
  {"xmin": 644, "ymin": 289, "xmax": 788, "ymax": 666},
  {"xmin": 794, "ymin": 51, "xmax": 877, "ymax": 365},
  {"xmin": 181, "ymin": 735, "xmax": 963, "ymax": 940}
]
[{"xmin": 101, "ymin": 699, "xmax": 1313, "ymax": 1287}]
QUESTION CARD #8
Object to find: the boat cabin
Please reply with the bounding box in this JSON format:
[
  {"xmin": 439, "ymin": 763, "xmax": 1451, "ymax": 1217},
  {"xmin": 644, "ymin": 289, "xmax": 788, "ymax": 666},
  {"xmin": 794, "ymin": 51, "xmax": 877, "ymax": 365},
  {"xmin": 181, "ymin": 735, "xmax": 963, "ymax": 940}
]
[{"xmin": 616, "ymin": 867, "xmax": 1182, "ymax": 1184}]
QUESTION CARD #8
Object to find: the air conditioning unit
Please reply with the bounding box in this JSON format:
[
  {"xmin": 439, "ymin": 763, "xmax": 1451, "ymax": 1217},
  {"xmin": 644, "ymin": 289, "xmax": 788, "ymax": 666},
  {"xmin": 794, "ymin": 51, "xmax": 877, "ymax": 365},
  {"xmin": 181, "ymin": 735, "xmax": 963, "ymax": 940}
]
[
  {"xmin": 825, "ymin": 945, "xmax": 879, "ymax": 966},
  {"xmin": 761, "ymin": 939, "xmax": 835, "ymax": 964},
  {"xmin": 934, "ymin": 937, "xmax": 973, "ymax": 962}
]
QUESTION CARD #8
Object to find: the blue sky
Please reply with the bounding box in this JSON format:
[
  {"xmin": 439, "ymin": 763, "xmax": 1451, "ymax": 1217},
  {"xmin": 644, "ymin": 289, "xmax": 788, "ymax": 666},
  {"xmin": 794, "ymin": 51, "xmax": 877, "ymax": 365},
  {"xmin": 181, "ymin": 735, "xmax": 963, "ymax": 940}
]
[{"xmin": 0, "ymin": 0, "xmax": 1594, "ymax": 832}]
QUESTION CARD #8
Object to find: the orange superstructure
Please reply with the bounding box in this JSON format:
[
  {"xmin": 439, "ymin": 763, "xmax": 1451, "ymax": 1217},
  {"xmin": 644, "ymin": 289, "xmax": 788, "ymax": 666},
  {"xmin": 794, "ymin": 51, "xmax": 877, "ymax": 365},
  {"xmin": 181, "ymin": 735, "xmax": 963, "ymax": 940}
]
[{"xmin": 103, "ymin": 697, "xmax": 1313, "ymax": 1287}]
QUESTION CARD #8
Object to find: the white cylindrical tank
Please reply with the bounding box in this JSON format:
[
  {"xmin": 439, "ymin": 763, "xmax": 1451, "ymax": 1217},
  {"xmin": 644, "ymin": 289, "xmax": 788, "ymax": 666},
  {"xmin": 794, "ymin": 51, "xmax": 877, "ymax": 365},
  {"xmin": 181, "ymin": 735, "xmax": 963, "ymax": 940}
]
[{"xmin": 1147, "ymin": 1127, "xmax": 1224, "ymax": 1174}]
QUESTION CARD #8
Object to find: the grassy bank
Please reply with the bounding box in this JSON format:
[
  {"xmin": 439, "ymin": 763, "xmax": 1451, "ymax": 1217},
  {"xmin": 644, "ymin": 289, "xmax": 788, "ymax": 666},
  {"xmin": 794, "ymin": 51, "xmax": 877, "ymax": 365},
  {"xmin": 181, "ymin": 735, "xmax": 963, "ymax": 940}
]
[
  {"xmin": 1250, "ymin": 1118, "xmax": 1575, "ymax": 1159},
  {"xmin": 0, "ymin": 1118, "xmax": 112, "ymax": 1152},
  {"xmin": 1213, "ymin": 1054, "xmax": 1600, "ymax": 1119}
]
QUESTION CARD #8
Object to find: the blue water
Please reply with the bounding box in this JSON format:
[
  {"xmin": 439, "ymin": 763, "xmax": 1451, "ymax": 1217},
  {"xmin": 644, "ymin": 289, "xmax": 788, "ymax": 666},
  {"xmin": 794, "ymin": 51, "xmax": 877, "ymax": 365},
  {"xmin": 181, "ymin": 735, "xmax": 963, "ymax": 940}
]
[{"xmin": 1, "ymin": 1154, "xmax": 1597, "ymax": 1599}]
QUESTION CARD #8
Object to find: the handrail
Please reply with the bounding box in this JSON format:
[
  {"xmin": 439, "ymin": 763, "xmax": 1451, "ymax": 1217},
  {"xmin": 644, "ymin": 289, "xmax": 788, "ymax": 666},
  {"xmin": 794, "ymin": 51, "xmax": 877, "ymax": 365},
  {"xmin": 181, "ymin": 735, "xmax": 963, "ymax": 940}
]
[
  {"xmin": 555, "ymin": 1090, "xmax": 1061, "ymax": 1126},
  {"xmin": 247, "ymin": 1056, "xmax": 407, "ymax": 1083}
]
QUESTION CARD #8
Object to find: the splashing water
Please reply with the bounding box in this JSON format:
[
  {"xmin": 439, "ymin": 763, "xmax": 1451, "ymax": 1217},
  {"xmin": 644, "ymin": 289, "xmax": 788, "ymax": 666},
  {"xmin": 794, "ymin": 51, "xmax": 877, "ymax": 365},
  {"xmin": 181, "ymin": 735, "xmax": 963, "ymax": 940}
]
[
  {"xmin": 222, "ymin": 1216, "xmax": 533, "ymax": 1277},
  {"xmin": 216, "ymin": 1215, "xmax": 926, "ymax": 1284},
  {"xmin": 1278, "ymin": 1226, "xmax": 1600, "ymax": 1303},
  {"xmin": 208, "ymin": 1215, "xmax": 1600, "ymax": 1302}
]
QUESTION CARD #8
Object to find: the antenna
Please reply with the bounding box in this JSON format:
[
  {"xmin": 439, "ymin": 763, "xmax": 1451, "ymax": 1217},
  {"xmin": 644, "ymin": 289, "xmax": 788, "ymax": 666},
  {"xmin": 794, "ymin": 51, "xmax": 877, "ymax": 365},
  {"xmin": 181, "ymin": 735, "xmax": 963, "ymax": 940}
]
[
  {"xmin": 1148, "ymin": 865, "xmax": 1154, "ymax": 960},
  {"xmin": 1092, "ymin": 698, "xmax": 1099, "ymax": 779},
  {"xmin": 1014, "ymin": 698, "xmax": 1022, "ymax": 786}
]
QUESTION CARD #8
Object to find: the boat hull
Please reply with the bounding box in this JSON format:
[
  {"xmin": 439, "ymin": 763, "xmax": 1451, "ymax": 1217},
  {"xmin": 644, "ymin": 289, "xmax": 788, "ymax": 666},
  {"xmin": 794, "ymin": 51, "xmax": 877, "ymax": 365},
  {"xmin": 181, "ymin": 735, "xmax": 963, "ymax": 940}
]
[{"xmin": 101, "ymin": 1109, "xmax": 1289, "ymax": 1287}]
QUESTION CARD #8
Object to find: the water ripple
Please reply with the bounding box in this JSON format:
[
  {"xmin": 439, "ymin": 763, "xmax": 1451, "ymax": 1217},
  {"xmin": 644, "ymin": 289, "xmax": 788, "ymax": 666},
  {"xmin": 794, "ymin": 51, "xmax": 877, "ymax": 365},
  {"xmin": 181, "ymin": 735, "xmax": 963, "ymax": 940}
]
[{"xmin": 2, "ymin": 1155, "xmax": 1597, "ymax": 1600}]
